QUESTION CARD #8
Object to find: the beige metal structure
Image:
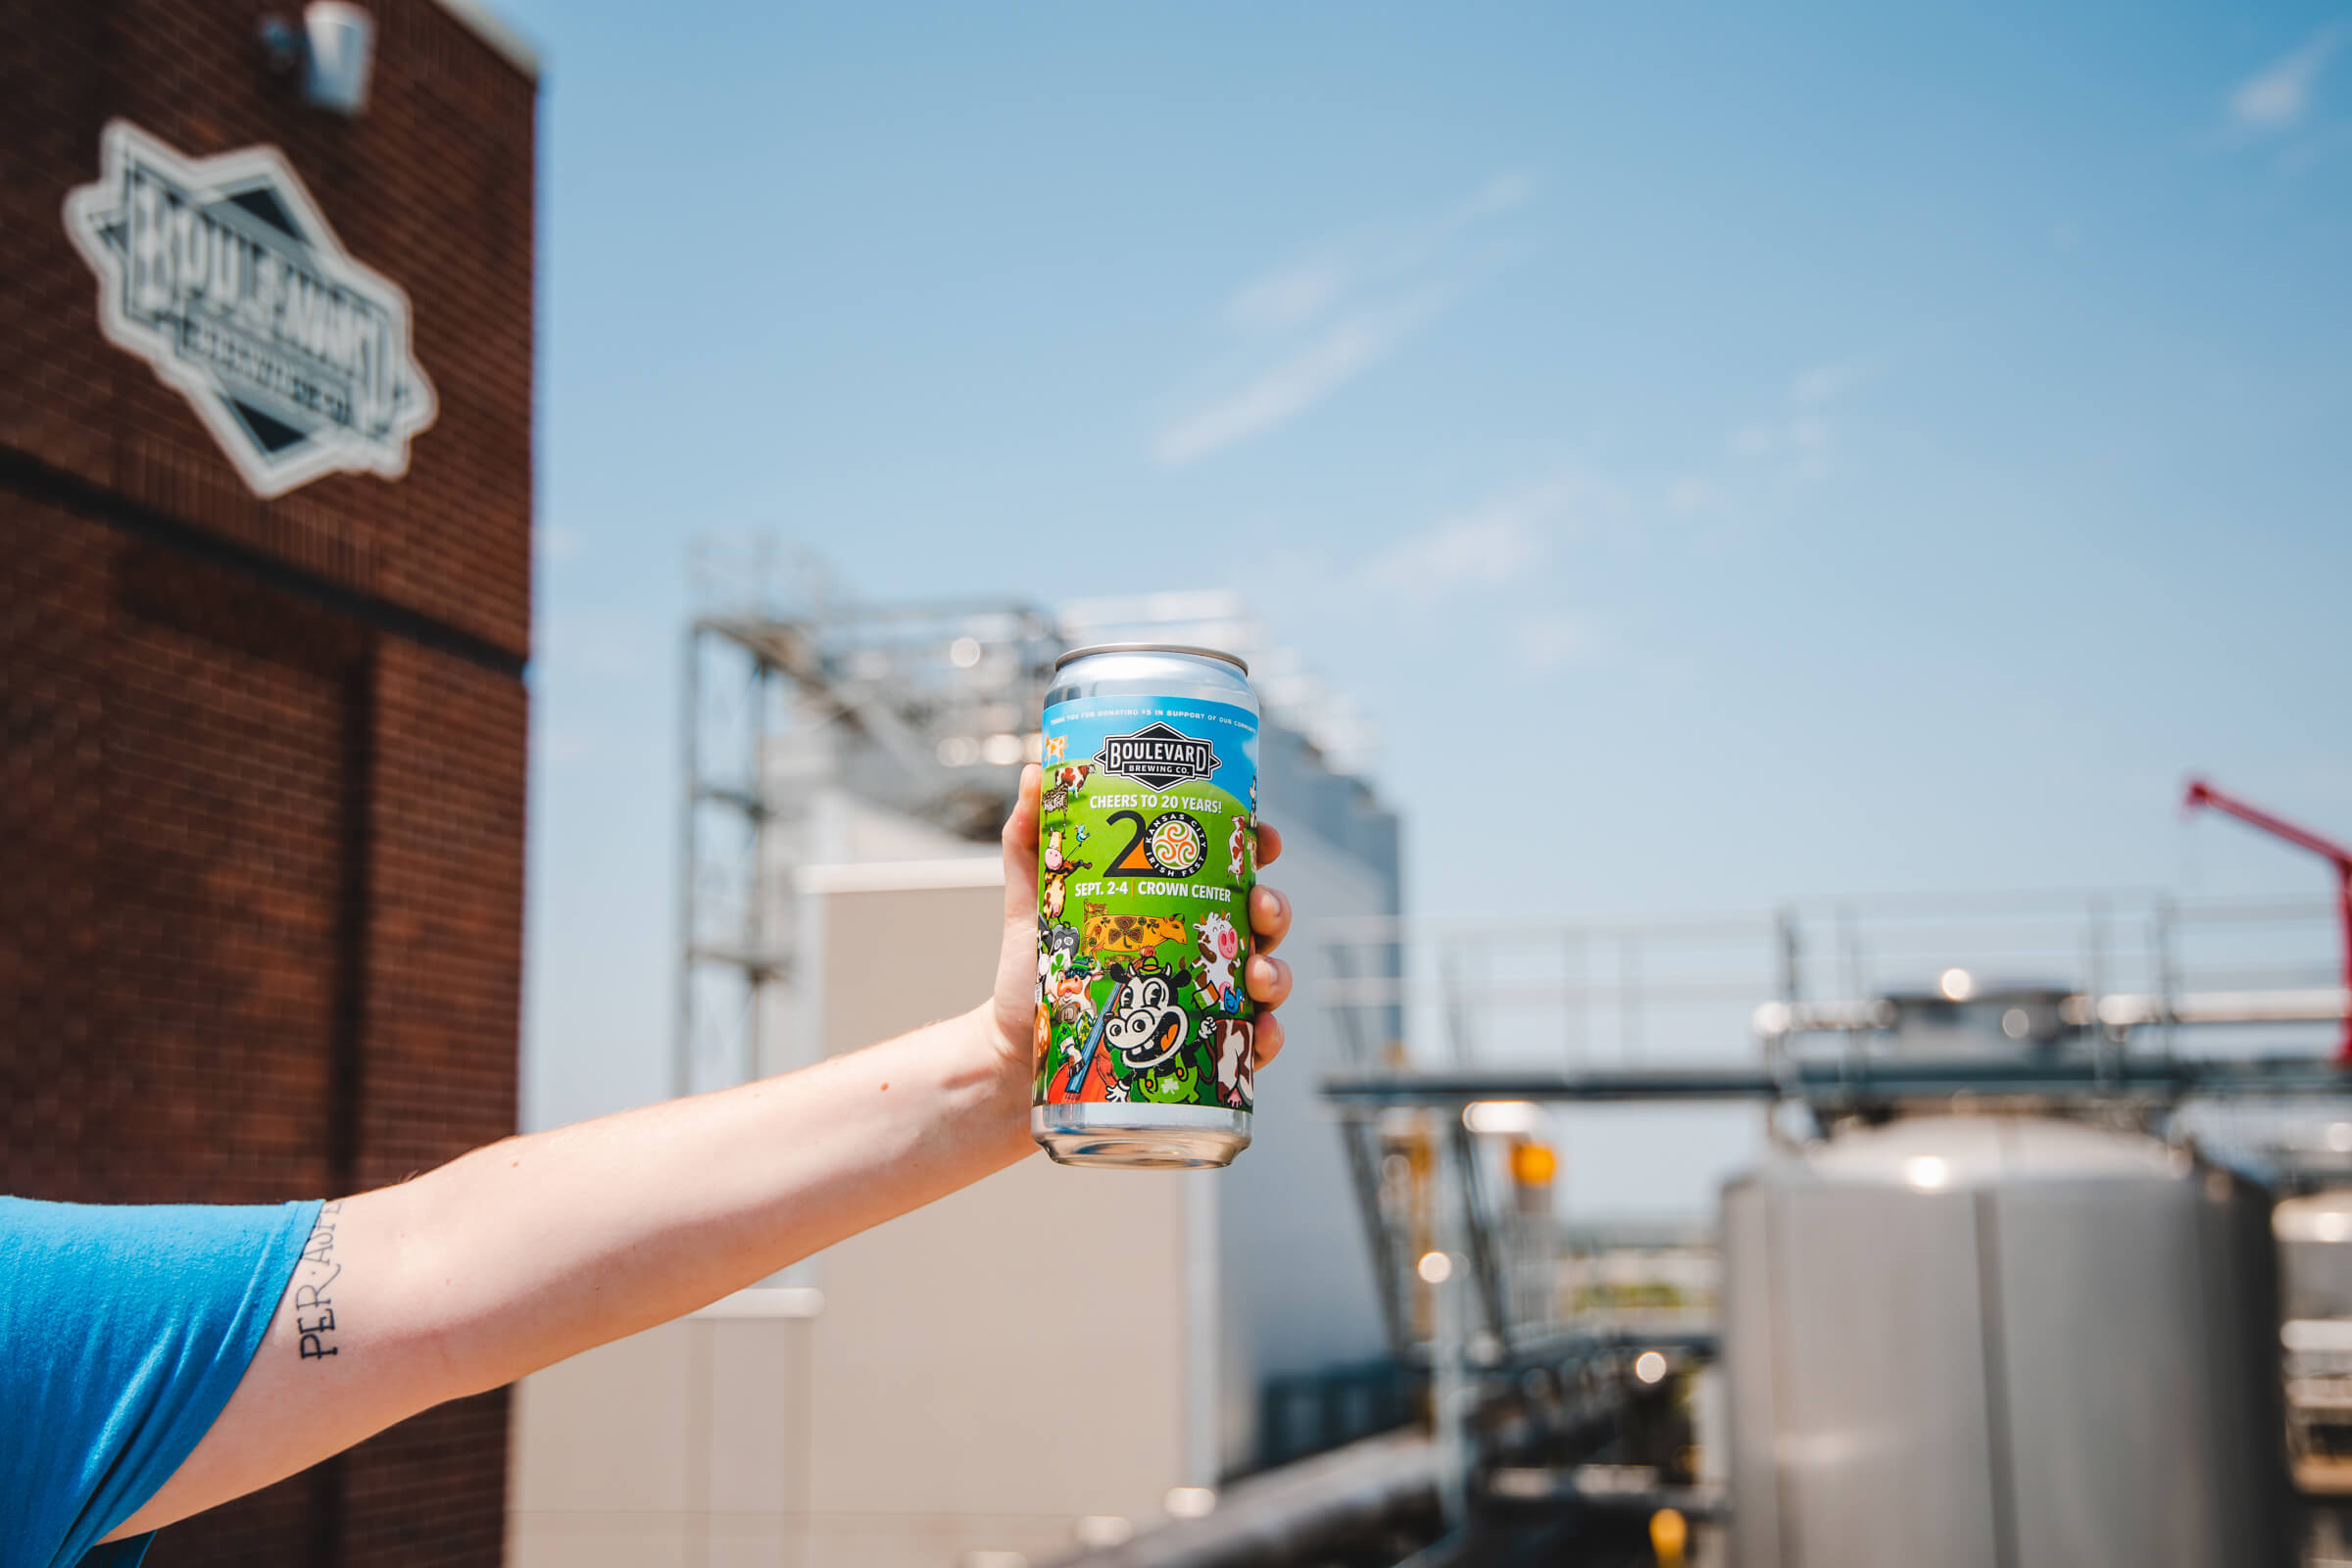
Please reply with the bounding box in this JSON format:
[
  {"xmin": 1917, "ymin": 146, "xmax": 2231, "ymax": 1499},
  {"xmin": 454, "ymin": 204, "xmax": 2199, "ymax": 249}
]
[{"xmin": 511, "ymin": 867, "xmax": 1207, "ymax": 1567}]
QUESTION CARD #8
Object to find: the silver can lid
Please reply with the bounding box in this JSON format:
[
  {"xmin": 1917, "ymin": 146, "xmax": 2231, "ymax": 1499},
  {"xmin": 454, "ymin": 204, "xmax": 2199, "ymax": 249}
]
[{"xmin": 1053, "ymin": 642, "xmax": 1250, "ymax": 676}]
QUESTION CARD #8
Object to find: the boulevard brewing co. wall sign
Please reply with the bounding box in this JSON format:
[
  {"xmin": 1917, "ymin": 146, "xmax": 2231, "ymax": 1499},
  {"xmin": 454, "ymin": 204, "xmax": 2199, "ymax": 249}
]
[{"xmin": 63, "ymin": 121, "xmax": 436, "ymax": 499}]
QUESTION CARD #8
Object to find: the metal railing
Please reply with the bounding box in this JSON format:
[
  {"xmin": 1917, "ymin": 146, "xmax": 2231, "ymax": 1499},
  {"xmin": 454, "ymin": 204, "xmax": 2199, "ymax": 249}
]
[
  {"xmin": 1321, "ymin": 891, "xmax": 2344, "ymax": 1074},
  {"xmin": 1317, "ymin": 891, "xmax": 2351, "ymax": 1366}
]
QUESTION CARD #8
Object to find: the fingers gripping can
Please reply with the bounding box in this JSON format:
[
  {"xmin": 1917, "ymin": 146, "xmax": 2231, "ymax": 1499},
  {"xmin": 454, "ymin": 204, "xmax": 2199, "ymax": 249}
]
[{"xmin": 1032, "ymin": 644, "xmax": 1258, "ymax": 1168}]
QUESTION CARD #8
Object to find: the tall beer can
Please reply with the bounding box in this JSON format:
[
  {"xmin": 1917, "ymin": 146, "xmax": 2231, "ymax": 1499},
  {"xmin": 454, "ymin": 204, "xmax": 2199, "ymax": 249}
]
[{"xmin": 1032, "ymin": 644, "xmax": 1258, "ymax": 1168}]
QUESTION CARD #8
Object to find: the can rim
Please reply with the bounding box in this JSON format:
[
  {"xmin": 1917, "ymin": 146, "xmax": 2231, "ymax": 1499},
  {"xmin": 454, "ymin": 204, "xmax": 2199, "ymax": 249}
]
[{"xmin": 1053, "ymin": 642, "xmax": 1250, "ymax": 676}]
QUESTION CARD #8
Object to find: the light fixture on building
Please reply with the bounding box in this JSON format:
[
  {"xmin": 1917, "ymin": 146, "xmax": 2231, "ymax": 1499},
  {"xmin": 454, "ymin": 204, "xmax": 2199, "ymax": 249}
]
[
  {"xmin": 303, "ymin": 3, "xmax": 374, "ymax": 113},
  {"xmin": 1903, "ymin": 1155, "xmax": 1952, "ymax": 1191},
  {"xmin": 1163, "ymin": 1487, "xmax": 1217, "ymax": 1519},
  {"xmin": 1508, "ymin": 1141, "xmax": 1558, "ymax": 1188},
  {"xmin": 1462, "ymin": 1100, "xmax": 1541, "ymax": 1137},
  {"xmin": 256, "ymin": 4, "xmax": 375, "ymax": 118},
  {"xmin": 1074, "ymin": 1516, "xmax": 1133, "ymax": 1548}
]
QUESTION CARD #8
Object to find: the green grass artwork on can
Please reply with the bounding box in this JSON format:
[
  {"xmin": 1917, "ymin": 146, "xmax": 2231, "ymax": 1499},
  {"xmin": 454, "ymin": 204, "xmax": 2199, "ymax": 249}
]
[{"xmin": 1033, "ymin": 696, "xmax": 1259, "ymax": 1114}]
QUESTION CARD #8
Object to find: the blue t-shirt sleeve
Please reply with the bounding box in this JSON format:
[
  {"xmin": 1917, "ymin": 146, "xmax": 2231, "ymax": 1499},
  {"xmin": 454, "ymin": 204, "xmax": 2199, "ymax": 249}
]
[{"xmin": 0, "ymin": 1196, "xmax": 323, "ymax": 1568}]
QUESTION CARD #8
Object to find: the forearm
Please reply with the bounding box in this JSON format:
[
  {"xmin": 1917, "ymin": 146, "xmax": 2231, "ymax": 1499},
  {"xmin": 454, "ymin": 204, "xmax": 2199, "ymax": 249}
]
[
  {"xmin": 391, "ymin": 1004, "xmax": 1032, "ymax": 1393},
  {"xmin": 107, "ymin": 1006, "xmax": 1031, "ymax": 1541}
]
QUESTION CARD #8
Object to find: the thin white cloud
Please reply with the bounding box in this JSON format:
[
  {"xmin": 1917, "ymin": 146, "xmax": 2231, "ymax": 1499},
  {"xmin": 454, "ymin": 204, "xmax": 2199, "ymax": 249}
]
[
  {"xmin": 1458, "ymin": 170, "xmax": 1535, "ymax": 221},
  {"xmin": 1514, "ymin": 612, "xmax": 1604, "ymax": 671},
  {"xmin": 1154, "ymin": 171, "xmax": 1534, "ymax": 467},
  {"xmin": 540, "ymin": 724, "xmax": 598, "ymax": 766},
  {"xmin": 1358, "ymin": 512, "xmax": 1544, "ymax": 600},
  {"xmin": 539, "ymin": 608, "xmax": 649, "ymax": 680},
  {"xmin": 1728, "ymin": 359, "xmax": 1870, "ymax": 481},
  {"xmin": 1223, "ymin": 256, "xmax": 1350, "ymax": 335},
  {"xmin": 1665, "ymin": 476, "xmax": 1715, "ymax": 515},
  {"xmin": 1153, "ymin": 291, "xmax": 1446, "ymax": 466},
  {"xmin": 1788, "ymin": 358, "xmax": 1871, "ymax": 408},
  {"xmin": 1731, "ymin": 414, "xmax": 1831, "ymax": 460},
  {"xmin": 537, "ymin": 523, "xmax": 585, "ymax": 565},
  {"xmin": 1351, "ymin": 471, "xmax": 1591, "ymax": 608},
  {"xmin": 2230, "ymin": 24, "xmax": 2348, "ymax": 132}
]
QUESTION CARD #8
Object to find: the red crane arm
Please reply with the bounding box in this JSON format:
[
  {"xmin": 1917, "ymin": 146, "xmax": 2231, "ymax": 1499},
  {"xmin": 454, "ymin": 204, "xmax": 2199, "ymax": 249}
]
[
  {"xmin": 2184, "ymin": 778, "xmax": 2352, "ymax": 870},
  {"xmin": 2182, "ymin": 776, "xmax": 2352, "ymax": 1062}
]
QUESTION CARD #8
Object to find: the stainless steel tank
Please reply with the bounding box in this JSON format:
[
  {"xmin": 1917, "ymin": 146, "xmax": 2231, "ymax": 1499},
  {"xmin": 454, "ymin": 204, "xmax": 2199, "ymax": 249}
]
[
  {"xmin": 1722, "ymin": 1115, "xmax": 2288, "ymax": 1568},
  {"xmin": 2274, "ymin": 1191, "xmax": 2352, "ymax": 1494}
]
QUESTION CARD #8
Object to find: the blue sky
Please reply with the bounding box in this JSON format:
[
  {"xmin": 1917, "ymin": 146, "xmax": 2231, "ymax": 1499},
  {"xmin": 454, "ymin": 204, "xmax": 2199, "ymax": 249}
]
[{"xmin": 493, "ymin": 1, "xmax": 2352, "ymax": 1132}]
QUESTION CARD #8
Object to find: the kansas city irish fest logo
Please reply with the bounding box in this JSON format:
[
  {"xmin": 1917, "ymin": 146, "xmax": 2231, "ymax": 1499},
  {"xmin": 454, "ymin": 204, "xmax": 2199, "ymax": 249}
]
[{"xmin": 64, "ymin": 121, "xmax": 436, "ymax": 499}]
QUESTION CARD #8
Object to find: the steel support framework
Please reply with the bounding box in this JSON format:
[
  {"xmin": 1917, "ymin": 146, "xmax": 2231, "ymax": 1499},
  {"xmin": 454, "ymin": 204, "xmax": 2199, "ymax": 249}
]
[{"xmin": 674, "ymin": 593, "xmax": 1060, "ymax": 1102}]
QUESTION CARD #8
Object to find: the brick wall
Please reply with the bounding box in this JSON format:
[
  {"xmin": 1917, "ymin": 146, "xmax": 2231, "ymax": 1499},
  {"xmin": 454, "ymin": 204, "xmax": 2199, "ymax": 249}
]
[{"xmin": 0, "ymin": 2, "xmax": 535, "ymax": 1563}]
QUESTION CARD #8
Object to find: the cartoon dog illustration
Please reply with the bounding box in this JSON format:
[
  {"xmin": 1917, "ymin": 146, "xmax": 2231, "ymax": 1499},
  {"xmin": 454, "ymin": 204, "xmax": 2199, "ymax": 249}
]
[
  {"xmin": 1193, "ymin": 911, "xmax": 1244, "ymax": 1014},
  {"xmin": 1082, "ymin": 902, "xmax": 1187, "ymax": 960},
  {"xmin": 1212, "ymin": 1019, "xmax": 1254, "ymax": 1108}
]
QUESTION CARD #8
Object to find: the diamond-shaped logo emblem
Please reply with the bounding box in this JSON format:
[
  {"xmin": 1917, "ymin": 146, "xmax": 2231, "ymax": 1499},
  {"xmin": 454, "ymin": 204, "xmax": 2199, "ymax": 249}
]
[
  {"xmin": 63, "ymin": 120, "xmax": 437, "ymax": 499},
  {"xmin": 1093, "ymin": 721, "xmax": 1221, "ymax": 793}
]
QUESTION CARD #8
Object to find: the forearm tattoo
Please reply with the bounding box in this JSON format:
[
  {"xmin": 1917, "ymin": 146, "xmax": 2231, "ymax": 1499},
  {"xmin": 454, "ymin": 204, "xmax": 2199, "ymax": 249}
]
[{"xmin": 291, "ymin": 1200, "xmax": 346, "ymax": 1362}]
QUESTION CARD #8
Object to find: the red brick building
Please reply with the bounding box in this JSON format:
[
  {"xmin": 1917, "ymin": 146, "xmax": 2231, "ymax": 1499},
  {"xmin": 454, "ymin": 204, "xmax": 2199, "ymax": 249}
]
[{"xmin": 1, "ymin": 2, "xmax": 536, "ymax": 1562}]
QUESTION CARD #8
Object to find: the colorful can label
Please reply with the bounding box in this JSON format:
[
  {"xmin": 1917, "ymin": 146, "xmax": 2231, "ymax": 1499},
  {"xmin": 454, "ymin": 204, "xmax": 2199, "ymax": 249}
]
[{"xmin": 1034, "ymin": 694, "xmax": 1259, "ymax": 1113}]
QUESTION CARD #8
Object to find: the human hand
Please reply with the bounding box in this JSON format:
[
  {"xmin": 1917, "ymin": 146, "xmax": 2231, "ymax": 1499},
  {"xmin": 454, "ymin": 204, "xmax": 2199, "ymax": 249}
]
[{"xmin": 988, "ymin": 763, "xmax": 1294, "ymax": 1085}]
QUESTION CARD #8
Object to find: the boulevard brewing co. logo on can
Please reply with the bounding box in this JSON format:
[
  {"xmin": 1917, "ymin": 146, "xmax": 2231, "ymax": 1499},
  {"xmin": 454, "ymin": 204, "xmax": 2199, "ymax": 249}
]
[{"xmin": 1033, "ymin": 645, "xmax": 1258, "ymax": 1168}]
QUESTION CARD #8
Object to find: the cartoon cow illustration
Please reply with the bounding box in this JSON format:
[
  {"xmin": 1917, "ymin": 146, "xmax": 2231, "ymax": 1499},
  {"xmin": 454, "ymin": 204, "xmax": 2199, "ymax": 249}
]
[
  {"xmin": 1043, "ymin": 828, "xmax": 1087, "ymax": 876},
  {"xmin": 1193, "ymin": 911, "xmax": 1244, "ymax": 1015},
  {"xmin": 1043, "ymin": 735, "xmax": 1067, "ymax": 763},
  {"xmin": 1212, "ymin": 1019, "xmax": 1254, "ymax": 1108},
  {"xmin": 1040, "ymin": 833, "xmax": 1091, "ymax": 923},
  {"xmin": 1056, "ymin": 960, "xmax": 1180, "ymax": 1103},
  {"xmin": 1038, "ymin": 920, "xmax": 1085, "ymax": 1000},
  {"xmin": 1081, "ymin": 902, "xmax": 1187, "ymax": 961},
  {"xmin": 1101, "ymin": 967, "xmax": 1191, "ymax": 1079},
  {"xmin": 1228, "ymin": 815, "xmax": 1253, "ymax": 878},
  {"xmin": 1051, "ymin": 762, "xmax": 1093, "ymax": 794}
]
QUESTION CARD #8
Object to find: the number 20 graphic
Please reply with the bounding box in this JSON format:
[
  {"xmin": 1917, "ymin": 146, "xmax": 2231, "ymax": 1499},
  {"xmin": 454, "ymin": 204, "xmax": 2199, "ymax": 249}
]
[{"xmin": 1104, "ymin": 809, "xmax": 1208, "ymax": 878}]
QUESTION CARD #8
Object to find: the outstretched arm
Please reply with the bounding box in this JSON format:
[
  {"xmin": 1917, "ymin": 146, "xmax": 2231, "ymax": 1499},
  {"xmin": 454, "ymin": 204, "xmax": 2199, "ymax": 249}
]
[{"xmin": 106, "ymin": 765, "xmax": 1296, "ymax": 1541}]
